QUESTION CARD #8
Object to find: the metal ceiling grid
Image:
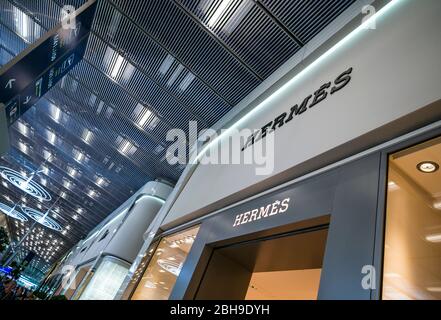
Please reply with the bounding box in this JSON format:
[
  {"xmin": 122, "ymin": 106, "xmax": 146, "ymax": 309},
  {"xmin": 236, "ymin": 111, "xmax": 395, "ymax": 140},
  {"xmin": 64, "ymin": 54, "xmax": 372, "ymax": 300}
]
[
  {"xmin": 0, "ymin": 0, "xmax": 358, "ymax": 276},
  {"xmin": 259, "ymin": 0, "xmax": 356, "ymax": 43}
]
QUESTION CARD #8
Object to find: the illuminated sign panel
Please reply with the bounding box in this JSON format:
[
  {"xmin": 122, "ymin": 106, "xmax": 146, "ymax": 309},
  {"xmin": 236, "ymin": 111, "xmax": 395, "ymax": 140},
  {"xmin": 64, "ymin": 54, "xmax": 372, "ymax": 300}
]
[{"xmin": 0, "ymin": 0, "xmax": 97, "ymax": 126}]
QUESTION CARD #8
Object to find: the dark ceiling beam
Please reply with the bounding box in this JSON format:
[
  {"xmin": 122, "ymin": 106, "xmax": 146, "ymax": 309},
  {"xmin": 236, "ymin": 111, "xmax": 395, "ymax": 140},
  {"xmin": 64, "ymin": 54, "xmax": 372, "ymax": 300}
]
[{"xmin": 254, "ymin": 0, "xmax": 305, "ymax": 47}]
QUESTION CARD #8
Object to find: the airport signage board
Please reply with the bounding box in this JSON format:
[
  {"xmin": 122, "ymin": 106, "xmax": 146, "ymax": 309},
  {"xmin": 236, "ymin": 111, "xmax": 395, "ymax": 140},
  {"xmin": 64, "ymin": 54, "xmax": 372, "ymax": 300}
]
[{"xmin": 0, "ymin": 0, "xmax": 97, "ymax": 126}]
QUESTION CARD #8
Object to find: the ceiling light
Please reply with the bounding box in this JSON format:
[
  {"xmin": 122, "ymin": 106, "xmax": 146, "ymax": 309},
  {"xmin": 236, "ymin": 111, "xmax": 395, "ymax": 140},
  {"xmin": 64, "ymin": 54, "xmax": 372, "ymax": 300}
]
[
  {"xmin": 13, "ymin": 7, "xmax": 29, "ymax": 39},
  {"xmin": 426, "ymin": 234, "xmax": 441, "ymax": 243},
  {"xmin": 96, "ymin": 176, "xmax": 105, "ymax": 186},
  {"xmin": 53, "ymin": 106, "xmax": 61, "ymax": 122},
  {"xmin": 83, "ymin": 129, "xmax": 92, "ymax": 143},
  {"xmin": 17, "ymin": 121, "xmax": 30, "ymax": 136},
  {"xmin": 110, "ymin": 54, "xmax": 124, "ymax": 78},
  {"xmin": 208, "ymin": 0, "xmax": 233, "ymax": 28},
  {"xmin": 417, "ymin": 161, "xmax": 439, "ymax": 173},
  {"xmin": 76, "ymin": 151, "xmax": 85, "ymax": 162},
  {"xmin": 167, "ymin": 64, "xmax": 184, "ymax": 87},
  {"xmin": 178, "ymin": 72, "xmax": 195, "ymax": 92},
  {"xmin": 138, "ymin": 109, "xmax": 152, "ymax": 128},
  {"xmin": 48, "ymin": 131, "xmax": 57, "ymax": 145},
  {"xmin": 21, "ymin": 207, "xmax": 62, "ymax": 232},
  {"xmin": 18, "ymin": 141, "xmax": 29, "ymax": 154},
  {"xmin": 120, "ymin": 140, "xmax": 131, "ymax": 154},
  {"xmin": 433, "ymin": 201, "xmax": 441, "ymax": 210},
  {"xmin": 388, "ymin": 181, "xmax": 399, "ymax": 191},
  {"xmin": 88, "ymin": 189, "xmax": 97, "ymax": 198},
  {"xmin": 63, "ymin": 179, "xmax": 72, "ymax": 189},
  {"xmin": 41, "ymin": 166, "xmax": 49, "ymax": 175},
  {"xmin": 67, "ymin": 166, "xmax": 77, "ymax": 177},
  {"xmin": 159, "ymin": 54, "xmax": 174, "ymax": 75}
]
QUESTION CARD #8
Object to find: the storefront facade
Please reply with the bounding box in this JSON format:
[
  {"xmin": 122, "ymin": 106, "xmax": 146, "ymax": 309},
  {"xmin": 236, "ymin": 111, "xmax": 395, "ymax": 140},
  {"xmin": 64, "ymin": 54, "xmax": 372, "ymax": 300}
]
[{"xmin": 120, "ymin": 0, "xmax": 441, "ymax": 300}]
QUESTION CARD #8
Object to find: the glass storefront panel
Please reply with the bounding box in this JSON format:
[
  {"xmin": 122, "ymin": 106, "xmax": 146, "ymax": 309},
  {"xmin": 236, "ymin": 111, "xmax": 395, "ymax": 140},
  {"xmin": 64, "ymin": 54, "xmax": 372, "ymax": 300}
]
[
  {"xmin": 120, "ymin": 241, "xmax": 159, "ymax": 300},
  {"xmin": 383, "ymin": 135, "xmax": 441, "ymax": 300},
  {"xmin": 78, "ymin": 256, "xmax": 130, "ymax": 300},
  {"xmin": 131, "ymin": 225, "xmax": 200, "ymax": 300}
]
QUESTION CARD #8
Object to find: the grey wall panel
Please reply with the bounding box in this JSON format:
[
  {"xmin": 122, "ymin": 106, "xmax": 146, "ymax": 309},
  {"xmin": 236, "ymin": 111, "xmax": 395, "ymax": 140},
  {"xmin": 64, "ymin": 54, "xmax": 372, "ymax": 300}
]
[
  {"xmin": 318, "ymin": 153, "xmax": 381, "ymax": 300},
  {"xmin": 103, "ymin": 196, "xmax": 163, "ymax": 262},
  {"xmin": 195, "ymin": 250, "xmax": 252, "ymax": 300},
  {"xmin": 170, "ymin": 153, "xmax": 381, "ymax": 300}
]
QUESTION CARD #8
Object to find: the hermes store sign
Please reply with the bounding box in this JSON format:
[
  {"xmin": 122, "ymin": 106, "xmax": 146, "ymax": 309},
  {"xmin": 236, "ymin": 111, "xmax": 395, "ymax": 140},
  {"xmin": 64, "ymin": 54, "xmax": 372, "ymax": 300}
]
[{"xmin": 233, "ymin": 198, "xmax": 291, "ymax": 227}]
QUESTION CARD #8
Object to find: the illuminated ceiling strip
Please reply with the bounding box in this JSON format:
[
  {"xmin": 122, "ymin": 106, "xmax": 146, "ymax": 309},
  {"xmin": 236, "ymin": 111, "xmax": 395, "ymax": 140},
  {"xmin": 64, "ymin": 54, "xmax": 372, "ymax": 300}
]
[{"xmin": 195, "ymin": 0, "xmax": 402, "ymax": 162}]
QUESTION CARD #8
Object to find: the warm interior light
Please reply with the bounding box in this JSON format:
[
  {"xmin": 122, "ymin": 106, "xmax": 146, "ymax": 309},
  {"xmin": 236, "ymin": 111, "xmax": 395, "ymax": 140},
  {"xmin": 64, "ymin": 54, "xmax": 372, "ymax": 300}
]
[
  {"xmin": 432, "ymin": 200, "xmax": 441, "ymax": 210},
  {"xmin": 388, "ymin": 181, "xmax": 400, "ymax": 191},
  {"xmin": 425, "ymin": 234, "xmax": 441, "ymax": 243},
  {"xmin": 417, "ymin": 161, "xmax": 439, "ymax": 173}
]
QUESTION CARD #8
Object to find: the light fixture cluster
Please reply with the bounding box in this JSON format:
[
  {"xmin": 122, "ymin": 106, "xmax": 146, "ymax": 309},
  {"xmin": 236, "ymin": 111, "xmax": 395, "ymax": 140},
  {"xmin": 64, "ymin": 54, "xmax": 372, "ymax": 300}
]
[
  {"xmin": 0, "ymin": 166, "xmax": 52, "ymax": 201},
  {"xmin": 0, "ymin": 202, "xmax": 28, "ymax": 221},
  {"xmin": 21, "ymin": 206, "xmax": 63, "ymax": 232},
  {"xmin": 13, "ymin": 221, "xmax": 63, "ymax": 263},
  {"xmin": 169, "ymin": 234, "xmax": 196, "ymax": 248}
]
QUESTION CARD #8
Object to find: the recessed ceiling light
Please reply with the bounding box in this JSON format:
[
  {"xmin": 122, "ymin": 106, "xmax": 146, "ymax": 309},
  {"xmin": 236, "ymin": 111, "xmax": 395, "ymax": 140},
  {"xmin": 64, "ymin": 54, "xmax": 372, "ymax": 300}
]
[
  {"xmin": 208, "ymin": 0, "xmax": 233, "ymax": 28},
  {"xmin": 417, "ymin": 161, "xmax": 439, "ymax": 173},
  {"xmin": 111, "ymin": 54, "xmax": 124, "ymax": 79}
]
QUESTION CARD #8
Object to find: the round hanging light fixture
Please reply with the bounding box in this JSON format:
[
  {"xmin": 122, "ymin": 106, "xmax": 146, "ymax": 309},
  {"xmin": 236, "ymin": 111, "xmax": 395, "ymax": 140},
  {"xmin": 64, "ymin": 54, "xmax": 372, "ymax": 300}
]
[
  {"xmin": 0, "ymin": 202, "xmax": 28, "ymax": 222},
  {"xmin": 21, "ymin": 206, "xmax": 62, "ymax": 232},
  {"xmin": 0, "ymin": 166, "xmax": 52, "ymax": 201},
  {"xmin": 417, "ymin": 161, "xmax": 439, "ymax": 173}
]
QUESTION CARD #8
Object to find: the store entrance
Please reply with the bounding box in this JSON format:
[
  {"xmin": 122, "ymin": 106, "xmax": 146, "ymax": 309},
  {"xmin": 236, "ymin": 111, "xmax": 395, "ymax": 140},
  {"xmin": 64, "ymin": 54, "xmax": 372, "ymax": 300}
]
[{"xmin": 195, "ymin": 227, "xmax": 329, "ymax": 300}]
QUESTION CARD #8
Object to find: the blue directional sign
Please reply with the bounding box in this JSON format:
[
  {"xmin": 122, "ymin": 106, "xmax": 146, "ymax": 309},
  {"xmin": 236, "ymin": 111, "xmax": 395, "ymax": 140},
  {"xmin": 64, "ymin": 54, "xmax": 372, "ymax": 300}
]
[{"xmin": 0, "ymin": 0, "xmax": 97, "ymax": 126}]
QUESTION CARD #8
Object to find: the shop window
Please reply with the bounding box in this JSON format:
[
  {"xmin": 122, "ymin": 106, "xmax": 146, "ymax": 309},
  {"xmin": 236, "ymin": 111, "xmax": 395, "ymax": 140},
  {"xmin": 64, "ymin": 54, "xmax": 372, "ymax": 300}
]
[
  {"xmin": 78, "ymin": 257, "xmax": 130, "ymax": 300},
  {"xmin": 131, "ymin": 225, "xmax": 200, "ymax": 300},
  {"xmin": 383, "ymin": 135, "xmax": 441, "ymax": 300},
  {"xmin": 195, "ymin": 227, "xmax": 328, "ymax": 300},
  {"xmin": 120, "ymin": 240, "xmax": 159, "ymax": 300}
]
